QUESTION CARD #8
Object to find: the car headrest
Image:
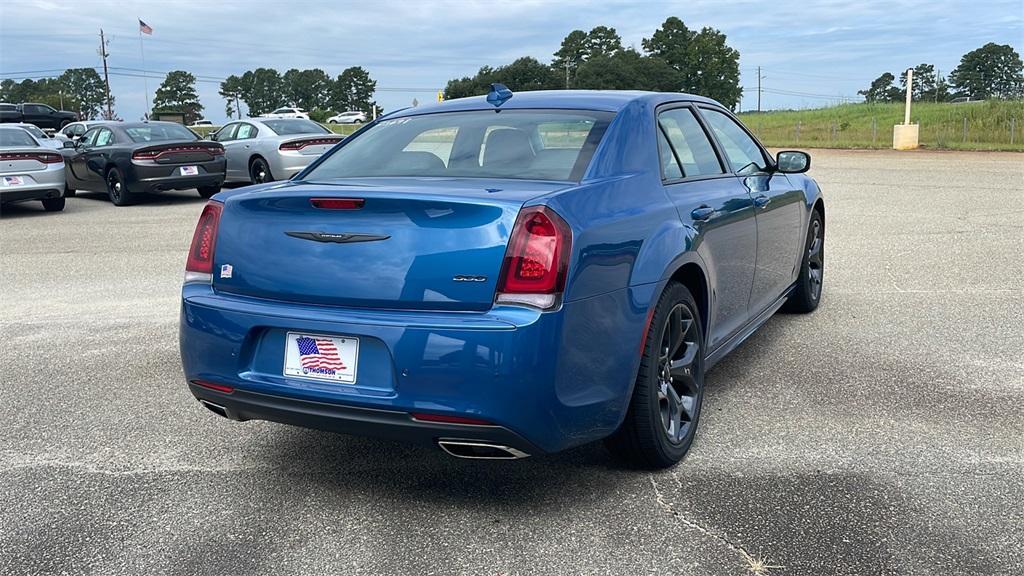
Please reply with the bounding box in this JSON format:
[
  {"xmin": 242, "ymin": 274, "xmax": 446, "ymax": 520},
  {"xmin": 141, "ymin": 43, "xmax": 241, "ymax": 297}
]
[
  {"xmin": 482, "ymin": 128, "xmax": 535, "ymax": 169},
  {"xmin": 388, "ymin": 151, "xmax": 446, "ymax": 175}
]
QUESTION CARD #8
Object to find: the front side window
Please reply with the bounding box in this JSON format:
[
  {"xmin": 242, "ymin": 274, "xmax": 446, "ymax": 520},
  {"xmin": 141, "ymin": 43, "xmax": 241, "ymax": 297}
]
[
  {"xmin": 80, "ymin": 128, "xmax": 100, "ymax": 147},
  {"xmin": 214, "ymin": 123, "xmax": 238, "ymax": 142},
  {"xmin": 700, "ymin": 108, "xmax": 767, "ymax": 175},
  {"xmin": 304, "ymin": 109, "xmax": 612, "ymax": 182},
  {"xmin": 658, "ymin": 108, "xmax": 723, "ymax": 178}
]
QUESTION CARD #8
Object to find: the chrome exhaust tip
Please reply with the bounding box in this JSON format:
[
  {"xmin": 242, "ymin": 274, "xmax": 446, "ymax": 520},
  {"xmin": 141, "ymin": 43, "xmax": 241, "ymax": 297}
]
[
  {"xmin": 198, "ymin": 399, "xmax": 230, "ymax": 419},
  {"xmin": 437, "ymin": 440, "xmax": 530, "ymax": 460}
]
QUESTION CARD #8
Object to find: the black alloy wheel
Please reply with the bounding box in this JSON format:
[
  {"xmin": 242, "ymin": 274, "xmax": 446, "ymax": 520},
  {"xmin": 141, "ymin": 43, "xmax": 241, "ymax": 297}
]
[
  {"xmin": 106, "ymin": 167, "xmax": 133, "ymax": 206},
  {"xmin": 250, "ymin": 158, "xmax": 272, "ymax": 184},
  {"xmin": 785, "ymin": 210, "xmax": 824, "ymax": 313}
]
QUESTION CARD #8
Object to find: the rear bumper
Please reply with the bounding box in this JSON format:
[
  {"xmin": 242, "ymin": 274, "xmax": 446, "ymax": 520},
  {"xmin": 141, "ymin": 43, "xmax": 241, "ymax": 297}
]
[
  {"xmin": 188, "ymin": 383, "xmax": 543, "ymax": 455},
  {"xmin": 127, "ymin": 159, "xmax": 226, "ymax": 193},
  {"xmin": 269, "ymin": 152, "xmax": 316, "ymax": 181},
  {"xmin": 0, "ymin": 186, "xmax": 63, "ymax": 204},
  {"xmin": 179, "ymin": 284, "xmax": 650, "ymax": 453}
]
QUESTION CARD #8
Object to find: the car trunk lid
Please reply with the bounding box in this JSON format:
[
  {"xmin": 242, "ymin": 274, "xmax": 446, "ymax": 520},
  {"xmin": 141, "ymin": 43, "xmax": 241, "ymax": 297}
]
[
  {"xmin": 133, "ymin": 142, "xmax": 223, "ymax": 164},
  {"xmin": 212, "ymin": 178, "xmax": 569, "ymax": 311}
]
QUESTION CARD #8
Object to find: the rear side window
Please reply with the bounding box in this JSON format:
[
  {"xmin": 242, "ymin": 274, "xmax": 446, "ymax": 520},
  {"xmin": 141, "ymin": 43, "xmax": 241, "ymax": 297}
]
[
  {"xmin": 236, "ymin": 124, "xmax": 258, "ymax": 139},
  {"xmin": 658, "ymin": 131, "xmax": 682, "ymax": 180},
  {"xmin": 700, "ymin": 108, "xmax": 767, "ymax": 175},
  {"xmin": 657, "ymin": 108, "xmax": 723, "ymax": 178},
  {"xmin": 304, "ymin": 109, "xmax": 613, "ymax": 182},
  {"xmin": 94, "ymin": 129, "xmax": 114, "ymax": 147}
]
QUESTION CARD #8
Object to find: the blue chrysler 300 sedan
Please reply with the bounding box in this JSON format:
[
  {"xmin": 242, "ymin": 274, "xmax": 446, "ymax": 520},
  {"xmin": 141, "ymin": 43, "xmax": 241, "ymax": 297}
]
[{"xmin": 179, "ymin": 87, "xmax": 824, "ymax": 468}]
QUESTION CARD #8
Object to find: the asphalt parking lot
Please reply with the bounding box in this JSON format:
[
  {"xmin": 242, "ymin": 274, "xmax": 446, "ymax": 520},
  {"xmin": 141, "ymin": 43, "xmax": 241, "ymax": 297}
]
[{"xmin": 1, "ymin": 149, "xmax": 1022, "ymax": 575}]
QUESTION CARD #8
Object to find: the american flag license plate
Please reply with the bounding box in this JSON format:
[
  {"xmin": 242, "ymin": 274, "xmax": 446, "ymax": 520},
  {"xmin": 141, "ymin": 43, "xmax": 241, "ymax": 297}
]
[
  {"xmin": 180, "ymin": 166, "xmax": 199, "ymax": 176},
  {"xmin": 284, "ymin": 332, "xmax": 359, "ymax": 384}
]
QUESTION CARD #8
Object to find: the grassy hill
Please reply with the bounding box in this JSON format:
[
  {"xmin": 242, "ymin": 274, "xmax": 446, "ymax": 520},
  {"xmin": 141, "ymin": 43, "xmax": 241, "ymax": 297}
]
[{"xmin": 739, "ymin": 100, "xmax": 1024, "ymax": 151}]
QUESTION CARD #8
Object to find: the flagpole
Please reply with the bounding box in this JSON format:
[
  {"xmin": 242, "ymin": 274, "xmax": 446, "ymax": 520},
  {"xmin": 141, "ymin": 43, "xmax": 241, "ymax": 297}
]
[{"xmin": 139, "ymin": 18, "xmax": 150, "ymax": 120}]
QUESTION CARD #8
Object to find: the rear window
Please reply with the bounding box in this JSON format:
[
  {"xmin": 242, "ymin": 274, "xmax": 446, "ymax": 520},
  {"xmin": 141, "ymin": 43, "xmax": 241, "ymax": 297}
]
[
  {"xmin": 262, "ymin": 119, "xmax": 329, "ymax": 135},
  {"xmin": 304, "ymin": 109, "xmax": 612, "ymax": 182},
  {"xmin": 0, "ymin": 129, "xmax": 38, "ymax": 147},
  {"xmin": 20, "ymin": 125, "xmax": 47, "ymax": 139},
  {"xmin": 124, "ymin": 123, "xmax": 198, "ymax": 143}
]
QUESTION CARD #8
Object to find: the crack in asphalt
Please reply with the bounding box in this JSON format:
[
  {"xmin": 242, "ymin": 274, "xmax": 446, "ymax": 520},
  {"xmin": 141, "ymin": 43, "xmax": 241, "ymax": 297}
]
[{"xmin": 648, "ymin": 475, "xmax": 784, "ymax": 575}]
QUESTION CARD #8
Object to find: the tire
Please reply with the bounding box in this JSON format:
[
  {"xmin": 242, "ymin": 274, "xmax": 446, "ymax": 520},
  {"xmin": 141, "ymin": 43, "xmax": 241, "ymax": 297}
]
[
  {"xmin": 605, "ymin": 282, "xmax": 705, "ymax": 469},
  {"xmin": 249, "ymin": 157, "xmax": 273, "ymax": 184},
  {"xmin": 64, "ymin": 184, "xmax": 75, "ymax": 198},
  {"xmin": 784, "ymin": 210, "xmax": 824, "ymax": 313},
  {"xmin": 197, "ymin": 185, "xmax": 220, "ymax": 199},
  {"xmin": 41, "ymin": 196, "xmax": 65, "ymax": 212},
  {"xmin": 105, "ymin": 167, "xmax": 134, "ymax": 206},
  {"xmin": 329, "ymin": 120, "xmax": 338, "ymax": 124}
]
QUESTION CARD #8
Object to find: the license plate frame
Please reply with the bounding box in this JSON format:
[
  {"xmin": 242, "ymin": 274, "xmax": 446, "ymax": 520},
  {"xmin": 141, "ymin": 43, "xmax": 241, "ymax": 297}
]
[{"xmin": 283, "ymin": 332, "xmax": 359, "ymax": 384}]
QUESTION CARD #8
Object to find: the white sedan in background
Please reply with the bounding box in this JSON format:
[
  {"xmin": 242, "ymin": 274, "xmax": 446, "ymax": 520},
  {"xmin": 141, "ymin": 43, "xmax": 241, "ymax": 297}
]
[
  {"xmin": 260, "ymin": 107, "xmax": 309, "ymax": 119},
  {"xmin": 0, "ymin": 126, "xmax": 67, "ymax": 212},
  {"xmin": 326, "ymin": 111, "xmax": 367, "ymax": 124},
  {"xmin": 208, "ymin": 118, "xmax": 342, "ymax": 184}
]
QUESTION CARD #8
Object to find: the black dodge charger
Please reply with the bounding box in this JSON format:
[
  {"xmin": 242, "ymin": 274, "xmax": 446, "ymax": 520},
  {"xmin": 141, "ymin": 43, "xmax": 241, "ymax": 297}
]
[{"xmin": 65, "ymin": 121, "xmax": 226, "ymax": 206}]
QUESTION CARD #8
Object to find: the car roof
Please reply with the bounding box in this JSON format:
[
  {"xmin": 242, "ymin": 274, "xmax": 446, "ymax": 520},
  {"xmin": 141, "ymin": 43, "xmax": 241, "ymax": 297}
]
[
  {"xmin": 390, "ymin": 90, "xmax": 722, "ymax": 118},
  {"xmin": 116, "ymin": 121, "xmax": 189, "ymax": 129}
]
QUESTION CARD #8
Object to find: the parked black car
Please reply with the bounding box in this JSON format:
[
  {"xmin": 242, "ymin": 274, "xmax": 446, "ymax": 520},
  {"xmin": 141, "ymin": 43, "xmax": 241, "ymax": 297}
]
[
  {"xmin": 0, "ymin": 103, "xmax": 79, "ymax": 130},
  {"xmin": 65, "ymin": 121, "xmax": 226, "ymax": 206}
]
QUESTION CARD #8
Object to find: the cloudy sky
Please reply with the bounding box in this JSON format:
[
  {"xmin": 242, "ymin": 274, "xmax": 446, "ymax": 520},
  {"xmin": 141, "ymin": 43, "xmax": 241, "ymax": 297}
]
[{"xmin": 1, "ymin": 0, "xmax": 1021, "ymax": 121}]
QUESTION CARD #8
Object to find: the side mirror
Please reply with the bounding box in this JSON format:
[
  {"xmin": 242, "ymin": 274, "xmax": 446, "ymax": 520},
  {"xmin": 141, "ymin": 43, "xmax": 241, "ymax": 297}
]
[
  {"xmin": 776, "ymin": 151, "xmax": 810, "ymax": 173},
  {"xmin": 62, "ymin": 140, "xmax": 76, "ymax": 149}
]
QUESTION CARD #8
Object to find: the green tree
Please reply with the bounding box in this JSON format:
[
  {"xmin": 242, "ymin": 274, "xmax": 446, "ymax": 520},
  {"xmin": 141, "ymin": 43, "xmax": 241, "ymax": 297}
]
[
  {"xmin": 575, "ymin": 49, "xmax": 682, "ymax": 91},
  {"xmin": 552, "ymin": 29, "xmax": 588, "ymax": 87},
  {"xmin": 152, "ymin": 70, "xmax": 204, "ymax": 123},
  {"xmin": 642, "ymin": 17, "xmax": 742, "ymax": 108},
  {"xmin": 219, "ymin": 74, "xmax": 244, "ymax": 119},
  {"xmin": 238, "ymin": 68, "xmax": 285, "ymax": 116},
  {"xmin": 57, "ymin": 68, "xmax": 108, "ymax": 119},
  {"xmin": 858, "ymin": 72, "xmax": 902, "ymax": 103},
  {"xmin": 331, "ymin": 66, "xmax": 377, "ymax": 116},
  {"xmin": 900, "ymin": 64, "xmax": 949, "ymax": 102},
  {"xmin": 585, "ymin": 25, "xmax": 622, "ymax": 59},
  {"xmin": 444, "ymin": 57, "xmax": 561, "ymax": 99},
  {"xmin": 282, "ymin": 68, "xmax": 332, "ymax": 112},
  {"xmin": 949, "ymin": 43, "xmax": 1024, "ymax": 99}
]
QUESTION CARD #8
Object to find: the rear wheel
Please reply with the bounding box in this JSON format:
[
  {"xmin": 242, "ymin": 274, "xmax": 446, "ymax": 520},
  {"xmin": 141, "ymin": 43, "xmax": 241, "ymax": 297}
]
[
  {"xmin": 606, "ymin": 282, "xmax": 705, "ymax": 469},
  {"xmin": 41, "ymin": 196, "xmax": 65, "ymax": 212},
  {"xmin": 784, "ymin": 210, "xmax": 824, "ymax": 313},
  {"xmin": 106, "ymin": 167, "xmax": 134, "ymax": 206},
  {"xmin": 249, "ymin": 157, "xmax": 273, "ymax": 184},
  {"xmin": 64, "ymin": 184, "xmax": 75, "ymax": 197},
  {"xmin": 197, "ymin": 185, "xmax": 220, "ymax": 199}
]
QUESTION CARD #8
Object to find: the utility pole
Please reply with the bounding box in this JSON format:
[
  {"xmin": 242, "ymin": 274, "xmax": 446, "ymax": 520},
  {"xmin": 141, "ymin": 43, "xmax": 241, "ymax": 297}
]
[
  {"xmin": 98, "ymin": 29, "xmax": 113, "ymax": 119},
  {"xmin": 565, "ymin": 61, "xmax": 570, "ymax": 90},
  {"xmin": 756, "ymin": 66, "xmax": 766, "ymax": 113}
]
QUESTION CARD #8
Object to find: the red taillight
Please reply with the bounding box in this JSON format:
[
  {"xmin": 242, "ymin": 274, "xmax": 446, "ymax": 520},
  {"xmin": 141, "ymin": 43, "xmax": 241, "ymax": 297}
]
[
  {"xmin": 411, "ymin": 412, "xmax": 495, "ymax": 426},
  {"xmin": 279, "ymin": 137, "xmax": 341, "ymax": 151},
  {"xmin": 185, "ymin": 202, "xmax": 222, "ymax": 279},
  {"xmin": 191, "ymin": 379, "xmax": 234, "ymax": 394},
  {"xmin": 0, "ymin": 152, "xmax": 63, "ymax": 163},
  {"xmin": 496, "ymin": 206, "xmax": 572, "ymax": 309},
  {"xmin": 133, "ymin": 145, "xmax": 222, "ymax": 160},
  {"xmin": 132, "ymin": 150, "xmax": 160, "ymax": 160},
  {"xmin": 310, "ymin": 198, "xmax": 364, "ymax": 210}
]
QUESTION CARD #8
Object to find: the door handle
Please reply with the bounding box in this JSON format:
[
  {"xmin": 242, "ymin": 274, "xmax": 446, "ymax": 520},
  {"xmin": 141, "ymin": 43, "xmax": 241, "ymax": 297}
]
[
  {"xmin": 753, "ymin": 194, "xmax": 770, "ymax": 208},
  {"xmin": 691, "ymin": 206, "xmax": 715, "ymax": 221}
]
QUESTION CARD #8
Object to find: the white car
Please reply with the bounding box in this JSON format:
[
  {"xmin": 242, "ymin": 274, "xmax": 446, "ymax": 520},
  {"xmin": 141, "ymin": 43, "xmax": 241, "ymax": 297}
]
[
  {"xmin": 326, "ymin": 111, "xmax": 367, "ymax": 124},
  {"xmin": 188, "ymin": 119, "xmax": 219, "ymax": 129},
  {"xmin": 260, "ymin": 107, "xmax": 309, "ymax": 120},
  {"xmin": 9, "ymin": 123, "xmax": 63, "ymax": 150},
  {"xmin": 54, "ymin": 121, "xmax": 108, "ymax": 143},
  {"xmin": 0, "ymin": 126, "xmax": 67, "ymax": 212}
]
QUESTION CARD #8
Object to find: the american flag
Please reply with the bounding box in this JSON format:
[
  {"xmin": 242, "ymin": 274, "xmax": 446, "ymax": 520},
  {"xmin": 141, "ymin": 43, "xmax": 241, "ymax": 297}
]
[
  {"xmin": 296, "ymin": 336, "xmax": 346, "ymax": 371},
  {"xmin": 139, "ymin": 19, "xmax": 153, "ymax": 35}
]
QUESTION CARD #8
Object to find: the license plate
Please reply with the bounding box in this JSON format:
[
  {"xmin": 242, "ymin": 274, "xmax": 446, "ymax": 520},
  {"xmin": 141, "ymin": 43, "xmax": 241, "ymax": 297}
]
[
  {"xmin": 3, "ymin": 176, "xmax": 24, "ymax": 186},
  {"xmin": 283, "ymin": 332, "xmax": 358, "ymax": 384},
  {"xmin": 180, "ymin": 166, "xmax": 199, "ymax": 176}
]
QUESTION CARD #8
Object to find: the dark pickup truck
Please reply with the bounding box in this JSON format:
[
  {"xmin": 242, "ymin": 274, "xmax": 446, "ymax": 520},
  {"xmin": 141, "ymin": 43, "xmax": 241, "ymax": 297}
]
[{"xmin": 0, "ymin": 103, "xmax": 79, "ymax": 130}]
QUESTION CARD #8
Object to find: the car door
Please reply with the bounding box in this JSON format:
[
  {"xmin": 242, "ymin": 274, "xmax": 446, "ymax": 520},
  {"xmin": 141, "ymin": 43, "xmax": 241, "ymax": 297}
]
[
  {"xmin": 233, "ymin": 123, "xmax": 260, "ymax": 179},
  {"xmin": 658, "ymin": 105, "xmax": 758, "ymax": 351},
  {"xmin": 699, "ymin": 107, "xmax": 807, "ymax": 316},
  {"xmin": 213, "ymin": 123, "xmax": 242, "ymax": 179},
  {"xmin": 69, "ymin": 127, "xmax": 101, "ymax": 189},
  {"xmin": 81, "ymin": 127, "xmax": 115, "ymax": 189}
]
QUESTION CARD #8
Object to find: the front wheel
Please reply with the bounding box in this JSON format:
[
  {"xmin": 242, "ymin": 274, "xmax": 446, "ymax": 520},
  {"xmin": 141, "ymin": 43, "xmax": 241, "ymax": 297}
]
[
  {"xmin": 784, "ymin": 210, "xmax": 824, "ymax": 313},
  {"xmin": 605, "ymin": 282, "xmax": 705, "ymax": 469}
]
